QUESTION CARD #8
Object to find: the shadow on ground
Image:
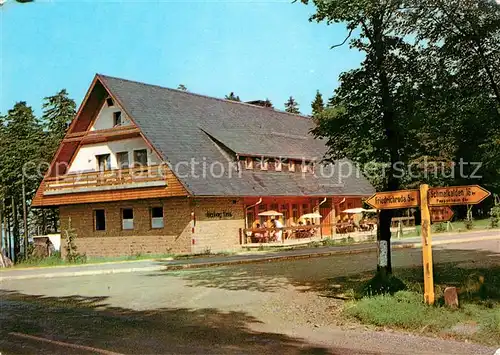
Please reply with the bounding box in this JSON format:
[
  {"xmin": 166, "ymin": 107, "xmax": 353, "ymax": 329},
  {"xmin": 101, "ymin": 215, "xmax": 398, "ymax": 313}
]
[
  {"xmin": 0, "ymin": 290, "xmax": 368, "ymax": 355},
  {"xmin": 152, "ymin": 248, "xmax": 500, "ymax": 300}
]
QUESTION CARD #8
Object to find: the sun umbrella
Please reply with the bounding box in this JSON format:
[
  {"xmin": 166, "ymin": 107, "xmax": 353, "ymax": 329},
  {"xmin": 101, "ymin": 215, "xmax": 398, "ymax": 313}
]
[
  {"xmin": 342, "ymin": 208, "xmax": 378, "ymax": 214},
  {"xmin": 258, "ymin": 210, "xmax": 283, "ymax": 216},
  {"xmin": 300, "ymin": 212, "xmax": 322, "ymax": 219}
]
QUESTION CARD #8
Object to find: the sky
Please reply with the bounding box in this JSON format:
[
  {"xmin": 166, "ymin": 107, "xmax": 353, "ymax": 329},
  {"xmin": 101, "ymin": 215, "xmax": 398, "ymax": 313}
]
[{"xmin": 1, "ymin": 0, "xmax": 363, "ymax": 116}]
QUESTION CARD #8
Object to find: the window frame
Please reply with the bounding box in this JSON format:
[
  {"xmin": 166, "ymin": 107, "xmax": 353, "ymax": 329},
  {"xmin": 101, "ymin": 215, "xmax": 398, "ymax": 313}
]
[
  {"xmin": 151, "ymin": 206, "xmax": 164, "ymax": 229},
  {"xmin": 113, "ymin": 111, "xmax": 122, "ymax": 127},
  {"xmin": 116, "ymin": 151, "xmax": 130, "ymax": 169},
  {"xmin": 275, "ymin": 158, "xmax": 282, "ymax": 172},
  {"xmin": 133, "ymin": 149, "xmax": 148, "ymax": 167},
  {"xmin": 96, "ymin": 154, "xmax": 111, "ymax": 172},
  {"xmin": 245, "ymin": 157, "xmax": 253, "ymax": 170},
  {"xmin": 288, "ymin": 160, "xmax": 296, "ymax": 172},
  {"xmin": 106, "ymin": 97, "xmax": 114, "ymax": 107},
  {"xmin": 121, "ymin": 208, "xmax": 134, "ymax": 230},
  {"xmin": 94, "ymin": 209, "xmax": 106, "ymax": 231}
]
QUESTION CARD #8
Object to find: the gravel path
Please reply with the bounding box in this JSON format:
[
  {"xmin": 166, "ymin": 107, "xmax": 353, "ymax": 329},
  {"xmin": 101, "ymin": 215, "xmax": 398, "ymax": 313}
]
[{"xmin": 1, "ymin": 248, "xmax": 498, "ymax": 354}]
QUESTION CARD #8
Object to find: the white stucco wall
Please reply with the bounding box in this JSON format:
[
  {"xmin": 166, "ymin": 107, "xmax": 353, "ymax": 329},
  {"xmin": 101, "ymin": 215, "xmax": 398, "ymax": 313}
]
[
  {"xmin": 90, "ymin": 101, "xmax": 132, "ymax": 131},
  {"xmin": 67, "ymin": 137, "xmax": 162, "ymax": 173}
]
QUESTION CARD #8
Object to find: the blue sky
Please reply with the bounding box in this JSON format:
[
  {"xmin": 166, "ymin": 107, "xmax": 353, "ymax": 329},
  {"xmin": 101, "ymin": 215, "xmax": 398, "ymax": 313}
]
[{"xmin": 1, "ymin": 0, "xmax": 363, "ymax": 116}]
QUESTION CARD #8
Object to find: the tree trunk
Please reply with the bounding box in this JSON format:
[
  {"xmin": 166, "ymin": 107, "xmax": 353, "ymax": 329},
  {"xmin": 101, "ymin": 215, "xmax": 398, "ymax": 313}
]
[
  {"xmin": 372, "ymin": 15, "xmax": 401, "ymax": 275},
  {"xmin": 11, "ymin": 197, "xmax": 20, "ymax": 260},
  {"xmin": 377, "ymin": 210, "xmax": 394, "ymax": 275}
]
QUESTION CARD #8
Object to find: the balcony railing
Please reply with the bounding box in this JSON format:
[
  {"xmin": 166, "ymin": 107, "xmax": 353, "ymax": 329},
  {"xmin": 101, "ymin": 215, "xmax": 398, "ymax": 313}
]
[{"xmin": 43, "ymin": 165, "xmax": 168, "ymax": 195}]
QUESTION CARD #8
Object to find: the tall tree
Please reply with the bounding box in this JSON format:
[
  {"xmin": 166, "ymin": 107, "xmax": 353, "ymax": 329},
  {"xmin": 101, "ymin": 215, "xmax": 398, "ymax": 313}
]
[
  {"xmin": 1, "ymin": 102, "xmax": 44, "ymax": 258},
  {"xmin": 284, "ymin": 96, "xmax": 300, "ymax": 114},
  {"xmin": 302, "ymin": 0, "xmax": 411, "ymax": 275},
  {"xmin": 41, "ymin": 89, "xmax": 76, "ymax": 233},
  {"xmin": 406, "ymin": 0, "xmax": 500, "ymax": 106},
  {"xmin": 311, "ymin": 90, "xmax": 325, "ymax": 115},
  {"xmin": 225, "ymin": 92, "xmax": 241, "ymax": 102},
  {"xmin": 42, "ymin": 89, "xmax": 76, "ymax": 146}
]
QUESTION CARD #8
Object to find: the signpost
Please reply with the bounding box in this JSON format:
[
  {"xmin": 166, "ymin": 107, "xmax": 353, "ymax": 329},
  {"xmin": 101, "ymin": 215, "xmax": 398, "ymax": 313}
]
[
  {"xmin": 428, "ymin": 185, "xmax": 491, "ymax": 206},
  {"xmin": 430, "ymin": 207, "xmax": 454, "ymax": 223},
  {"xmin": 365, "ymin": 190, "xmax": 420, "ymax": 210},
  {"xmin": 366, "ymin": 184, "xmax": 491, "ymax": 305}
]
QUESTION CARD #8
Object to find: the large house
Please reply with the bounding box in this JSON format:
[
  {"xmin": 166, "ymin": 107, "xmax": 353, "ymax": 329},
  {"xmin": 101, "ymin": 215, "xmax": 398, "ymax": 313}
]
[{"xmin": 32, "ymin": 74, "xmax": 374, "ymax": 256}]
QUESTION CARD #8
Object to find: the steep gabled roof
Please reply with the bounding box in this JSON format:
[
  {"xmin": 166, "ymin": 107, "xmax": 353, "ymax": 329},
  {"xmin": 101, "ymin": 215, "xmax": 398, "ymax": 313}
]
[{"xmin": 97, "ymin": 74, "xmax": 374, "ymax": 197}]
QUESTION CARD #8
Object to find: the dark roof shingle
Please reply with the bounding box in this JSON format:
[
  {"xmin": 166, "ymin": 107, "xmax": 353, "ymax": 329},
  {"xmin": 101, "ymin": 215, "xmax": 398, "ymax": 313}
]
[{"xmin": 99, "ymin": 74, "xmax": 374, "ymax": 197}]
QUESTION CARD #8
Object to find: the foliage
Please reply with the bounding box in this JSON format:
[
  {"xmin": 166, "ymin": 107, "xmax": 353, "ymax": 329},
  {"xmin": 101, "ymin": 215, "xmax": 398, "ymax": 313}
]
[
  {"xmin": 345, "ymin": 291, "xmax": 500, "ymax": 345},
  {"xmin": 64, "ymin": 219, "xmax": 86, "ymax": 263},
  {"xmin": 177, "ymin": 84, "xmax": 187, "ymax": 91},
  {"xmin": 42, "ymin": 89, "xmax": 76, "ymax": 149},
  {"xmin": 284, "ymin": 96, "xmax": 300, "ymax": 114},
  {"xmin": 311, "ymin": 90, "xmax": 324, "ymax": 116},
  {"xmin": 464, "ymin": 219, "xmax": 474, "ymax": 230},
  {"xmin": 433, "ymin": 223, "xmax": 446, "ymax": 233},
  {"xmin": 225, "ymin": 92, "xmax": 241, "ymax": 102}
]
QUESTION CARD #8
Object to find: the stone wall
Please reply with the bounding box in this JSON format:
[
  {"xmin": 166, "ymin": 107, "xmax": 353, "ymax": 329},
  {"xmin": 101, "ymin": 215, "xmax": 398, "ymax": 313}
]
[
  {"xmin": 59, "ymin": 196, "xmax": 246, "ymax": 257},
  {"xmin": 191, "ymin": 197, "xmax": 245, "ymax": 254},
  {"xmin": 59, "ymin": 197, "xmax": 192, "ymax": 257}
]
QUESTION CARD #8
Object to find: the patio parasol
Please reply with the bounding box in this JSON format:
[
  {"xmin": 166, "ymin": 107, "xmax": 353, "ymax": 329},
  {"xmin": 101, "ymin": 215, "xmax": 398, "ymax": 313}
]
[
  {"xmin": 342, "ymin": 208, "xmax": 377, "ymax": 214},
  {"xmin": 300, "ymin": 212, "xmax": 322, "ymax": 219},
  {"xmin": 258, "ymin": 210, "xmax": 283, "ymax": 216}
]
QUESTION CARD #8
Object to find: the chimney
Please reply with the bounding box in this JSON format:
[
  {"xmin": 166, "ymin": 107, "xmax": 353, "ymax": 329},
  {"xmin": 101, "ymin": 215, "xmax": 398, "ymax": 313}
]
[{"xmin": 245, "ymin": 99, "xmax": 273, "ymax": 108}]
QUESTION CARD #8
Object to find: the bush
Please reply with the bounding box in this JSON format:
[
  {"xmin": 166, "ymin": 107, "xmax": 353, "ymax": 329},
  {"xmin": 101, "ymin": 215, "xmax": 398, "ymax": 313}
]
[
  {"xmin": 490, "ymin": 205, "xmax": 500, "ymax": 228},
  {"xmin": 434, "ymin": 223, "xmax": 446, "ymax": 233},
  {"xmin": 464, "ymin": 219, "xmax": 474, "ymax": 230}
]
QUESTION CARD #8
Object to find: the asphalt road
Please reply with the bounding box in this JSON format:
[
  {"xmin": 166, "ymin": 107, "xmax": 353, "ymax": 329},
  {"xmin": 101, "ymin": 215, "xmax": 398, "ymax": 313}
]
[{"xmin": 1, "ymin": 240, "xmax": 499, "ymax": 354}]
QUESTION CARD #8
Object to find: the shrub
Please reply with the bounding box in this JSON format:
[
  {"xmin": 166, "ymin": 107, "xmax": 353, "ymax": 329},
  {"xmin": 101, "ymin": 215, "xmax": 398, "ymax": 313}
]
[
  {"xmin": 464, "ymin": 219, "xmax": 474, "ymax": 230},
  {"xmin": 490, "ymin": 204, "xmax": 500, "ymax": 228},
  {"xmin": 64, "ymin": 217, "xmax": 86, "ymax": 263},
  {"xmin": 434, "ymin": 223, "xmax": 446, "ymax": 233}
]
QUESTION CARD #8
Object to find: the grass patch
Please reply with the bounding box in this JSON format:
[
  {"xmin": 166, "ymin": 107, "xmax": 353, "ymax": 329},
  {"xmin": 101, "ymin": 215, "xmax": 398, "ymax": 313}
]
[
  {"xmin": 9, "ymin": 252, "xmax": 175, "ymax": 269},
  {"xmin": 345, "ymin": 291, "xmax": 500, "ymax": 346},
  {"xmin": 324, "ymin": 257, "xmax": 500, "ymax": 345}
]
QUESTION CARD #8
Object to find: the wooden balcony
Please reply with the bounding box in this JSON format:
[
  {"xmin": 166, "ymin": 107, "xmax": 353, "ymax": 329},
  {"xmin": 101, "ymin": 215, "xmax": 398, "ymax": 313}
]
[{"xmin": 43, "ymin": 165, "xmax": 168, "ymax": 196}]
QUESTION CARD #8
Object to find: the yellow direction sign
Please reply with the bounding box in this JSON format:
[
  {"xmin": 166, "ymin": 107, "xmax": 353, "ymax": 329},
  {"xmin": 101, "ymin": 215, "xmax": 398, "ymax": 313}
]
[
  {"xmin": 428, "ymin": 185, "xmax": 491, "ymax": 206},
  {"xmin": 365, "ymin": 190, "xmax": 420, "ymax": 210}
]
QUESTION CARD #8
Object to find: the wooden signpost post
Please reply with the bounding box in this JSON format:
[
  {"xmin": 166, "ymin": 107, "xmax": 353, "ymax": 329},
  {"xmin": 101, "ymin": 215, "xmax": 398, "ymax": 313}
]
[{"xmin": 366, "ymin": 184, "xmax": 491, "ymax": 305}]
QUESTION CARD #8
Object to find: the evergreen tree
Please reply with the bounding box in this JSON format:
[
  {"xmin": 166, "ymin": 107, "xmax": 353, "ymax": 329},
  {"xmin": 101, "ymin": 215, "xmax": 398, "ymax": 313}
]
[
  {"xmin": 42, "ymin": 89, "xmax": 76, "ymax": 145},
  {"xmin": 225, "ymin": 92, "xmax": 241, "ymax": 102},
  {"xmin": 1, "ymin": 102, "xmax": 44, "ymax": 258},
  {"xmin": 311, "ymin": 90, "xmax": 324, "ymax": 115},
  {"xmin": 284, "ymin": 96, "xmax": 300, "ymax": 114}
]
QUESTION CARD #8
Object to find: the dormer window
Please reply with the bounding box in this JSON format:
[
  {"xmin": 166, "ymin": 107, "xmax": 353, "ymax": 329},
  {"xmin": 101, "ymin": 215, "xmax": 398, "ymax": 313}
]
[
  {"xmin": 288, "ymin": 160, "xmax": 296, "ymax": 172},
  {"xmin": 301, "ymin": 162, "xmax": 308, "ymax": 173},
  {"xmin": 256, "ymin": 157, "xmax": 268, "ymax": 171},
  {"xmin": 275, "ymin": 158, "xmax": 282, "ymax": 171},
  {"xmin": 113, "ymin": 111, "xmax": 122, "ymax": 127},
  {"xmin": 106, "ymin": 97, "xmax": 114, "ymax": 107},
  {"xmin": 245, "ymin": 157, "xmax": 253, "ymax": 170}
]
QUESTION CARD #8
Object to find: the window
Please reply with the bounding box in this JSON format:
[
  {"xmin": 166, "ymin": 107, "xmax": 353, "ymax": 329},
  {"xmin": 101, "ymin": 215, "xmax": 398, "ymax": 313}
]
[
  {"xmin": 288, "ymin": 160, "xmax": 296, "ymax": 172},
  {"xmin": 275, "ymin": 158, "xmax": 282, "ymax": 171},
  {"xmin": 122, "ymin": 208, "xmax": 134, "ymax": 230},
  {"xmin": 246, "ymin": 210, "xmax": 255, "ymax": 228},
  {"xmin": 292, "ymin": 204, "xmax": 298, "ymax": 223},
  {"xmin": 133, "ymin": 149, "xmax": 148, "ymax": 167},
  {"xmin": 106, "ymin": 97, "xmax": 114, "ymax": 107},
  {"xmin": 117, "ymin": 151, "xmax": 129, "ymax": 169},
  {"xmin": 245, "ymin": 157, "xmax": 253, "ymax": 170},
  {"xmin": 94, "ymin": 210, "xmax": 106, "ymax": 231},
  {"xmin": 255, "ymin": 157, "xmax": 268, "ymax": 171},
  {"xmin": 113, "ymin": 111, "xmax": 122, "ymax": 127},
  {"xmin": 151, "ymin": 207, "xmax": 164, "ymax": 229},
  {"xmin": 96, "ymin": 154, "xmax": 111, "ymax": 172}
]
